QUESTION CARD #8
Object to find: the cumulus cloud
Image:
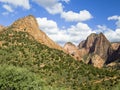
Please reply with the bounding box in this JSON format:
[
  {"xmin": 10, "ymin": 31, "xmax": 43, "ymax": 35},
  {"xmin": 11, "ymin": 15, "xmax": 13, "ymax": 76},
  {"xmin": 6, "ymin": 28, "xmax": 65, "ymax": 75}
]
[
  {"xmin": 0, "ymin": 0, "xmax": 30, "ymax": 10},
  {"xmin": 36, "ymin": 17, "xmax": 69, "ymax": 44},
  {"xmin": 33, "ymin": 0, "xmax": 93, "ymax": 22},
  {"xmin": 61, "ymin": 10, "xmax": 93, "ymax": 22},
  {"xmin": 2, "ymin": 4, "xmax": 13, "ymax": 12},
  {"xmin": 96, "ymin": 25, "xmax": 120, "ymax": 42},
  {"xmin": 108, "ymin": 15, "xmax": 120, "ymax": 20},
  {"xmin": 36, "ymin": 17, "xmax": 58, "ymax": 34},
  {"xmin": 36, "ymin": 17, "xmax": 95, "ymax": 45},
  {"xmin": 105, "ymin": 29, "xmax": 120, "ymax": 42},
  {"xmin": 33, "ymin": 0, "xmax": 63, "ymax": 14},
  {"xmin": 108, "ymin": 15, "xmax": 120, "ymax": 28},
  {"xmin": 36, "ymin": 17, "xmax": 120, "ymax": 46}
]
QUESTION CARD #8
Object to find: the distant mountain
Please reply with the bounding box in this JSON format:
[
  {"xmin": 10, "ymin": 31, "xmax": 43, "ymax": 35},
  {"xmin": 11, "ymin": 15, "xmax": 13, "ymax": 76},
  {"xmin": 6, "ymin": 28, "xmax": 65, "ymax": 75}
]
[{"xmin": 65, "ymin": 33, "xmax": 120, "ymax": 68}]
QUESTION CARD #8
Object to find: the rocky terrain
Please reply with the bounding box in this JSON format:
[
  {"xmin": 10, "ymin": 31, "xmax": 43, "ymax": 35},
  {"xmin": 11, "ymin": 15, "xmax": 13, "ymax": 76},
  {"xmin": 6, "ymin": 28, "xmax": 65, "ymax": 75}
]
[{"xmin": 65, "ymin": 33, "xmax": 120, "ymax": 68}]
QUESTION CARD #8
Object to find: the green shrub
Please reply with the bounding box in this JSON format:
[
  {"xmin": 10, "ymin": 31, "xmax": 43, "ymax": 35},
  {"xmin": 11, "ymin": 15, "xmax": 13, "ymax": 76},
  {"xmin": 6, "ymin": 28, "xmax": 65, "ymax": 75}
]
[{"xmin": 0, "ymin": 64, "xmax": 43, "ymax": 90}]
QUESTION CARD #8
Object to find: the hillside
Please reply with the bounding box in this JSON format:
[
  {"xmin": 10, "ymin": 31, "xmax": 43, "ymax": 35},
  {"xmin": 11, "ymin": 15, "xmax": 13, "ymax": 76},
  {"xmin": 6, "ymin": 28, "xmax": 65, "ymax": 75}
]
[
  {"xmin": 10, "ymin": 15, "xmax": 63, "ymax": 51},
  {"xmin": 0, "ymin": 28, "xmax": 120, "ymax": 89}
]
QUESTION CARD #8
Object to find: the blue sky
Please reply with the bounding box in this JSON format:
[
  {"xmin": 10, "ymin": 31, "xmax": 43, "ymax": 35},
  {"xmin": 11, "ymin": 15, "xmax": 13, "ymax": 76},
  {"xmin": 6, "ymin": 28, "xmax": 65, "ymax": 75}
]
[{"xmin": 0, "ymin": 0, "xmax": 120, "ymax": 45}]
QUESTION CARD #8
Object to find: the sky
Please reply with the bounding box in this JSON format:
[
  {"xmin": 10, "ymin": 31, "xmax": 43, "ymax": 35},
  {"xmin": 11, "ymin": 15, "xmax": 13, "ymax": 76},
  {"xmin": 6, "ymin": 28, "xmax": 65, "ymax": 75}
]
[{"xmin": 0, "ymin": 0, "xmax": 120, "ymax": 46}]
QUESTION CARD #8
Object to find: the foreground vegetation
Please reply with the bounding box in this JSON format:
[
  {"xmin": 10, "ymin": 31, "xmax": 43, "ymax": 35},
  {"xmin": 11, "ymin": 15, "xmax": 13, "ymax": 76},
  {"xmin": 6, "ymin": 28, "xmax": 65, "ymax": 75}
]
[{"xmin": 0, "ymin": 29, "xmax": 120, "ymax": 90}]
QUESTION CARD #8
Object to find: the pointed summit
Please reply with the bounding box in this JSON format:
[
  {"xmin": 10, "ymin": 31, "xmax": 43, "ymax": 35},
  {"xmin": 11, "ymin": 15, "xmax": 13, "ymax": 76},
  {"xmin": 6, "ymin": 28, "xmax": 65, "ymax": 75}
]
[
  {"xmin": 77, "ymin": 32, "xmax": 113, "ymax": 68},
  {"xmin": 9, "ymin": 15, "xmax": 63, "ymax": 50},
  {"xmin": 11, "ymin": 15, "xmax": 39, "ymax": 33},
  {"xmin": 79, "ymin": 32, "xmax": 111, "ymax": 59}
]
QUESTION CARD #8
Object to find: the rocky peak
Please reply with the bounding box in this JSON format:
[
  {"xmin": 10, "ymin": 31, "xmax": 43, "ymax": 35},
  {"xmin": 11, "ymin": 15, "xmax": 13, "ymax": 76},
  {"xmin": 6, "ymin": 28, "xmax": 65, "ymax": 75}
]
[
  {"xmin": 93, "ymin": 33, "xmax": 111, "ymax": 59},
  {"xmin": 78, "ymin": 32, "xmax": 111, "ymax": 60},
  {"xmin": 9, "ymin": 15, "xmax": 63, "ymax": 50},
  {"xmin": 11, "ymin": 15, "xmax": 39, "ymax": 33},
  {"xmin": 77, "ymin": 32, "xmax": 113, "ymax": 68},
  {"xmin": 64, "ymin": 42, "xmax": 82, "ymax": 61}
]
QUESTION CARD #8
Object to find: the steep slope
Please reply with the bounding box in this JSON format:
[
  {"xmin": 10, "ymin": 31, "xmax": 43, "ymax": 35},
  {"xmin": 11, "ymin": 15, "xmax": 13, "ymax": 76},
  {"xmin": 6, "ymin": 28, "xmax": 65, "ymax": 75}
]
[
  {"xmin": 64, "ymin": 42, "xmax": 82, "ymax": 61},
  {"xmin": 10, "ymin": 15, "xmax": 63, "ymax": 51},
  {"xmin": 107, "ymin": 45, "xmax": 120, "ymax": 64},
  {"xmin": 0, "ymin": 29, "xmax": 120, "ymax": 89}
]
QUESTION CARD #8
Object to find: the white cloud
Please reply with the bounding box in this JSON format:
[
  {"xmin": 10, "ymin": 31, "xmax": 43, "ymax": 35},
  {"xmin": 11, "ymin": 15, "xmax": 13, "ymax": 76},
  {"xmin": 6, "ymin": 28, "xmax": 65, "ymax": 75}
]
[
  {"xmin": 67, "ymin": 22, "xmax": 95, "ymax": 44},
  {"xmin": 116, "ymin": 20, "xmax": 120, "ymax": 28},
  {"xmin": 33, "ymin": 0, "xmax": 63, "ymax": 14},
  {"xmin": 61, "ymin": 10, "xmax": 93, "ymax": 22},
  {"xmin": 108, "ymin": 15, "xmax": 120, "ymax": 20},
  {"xmin": 33, "ymin": 0, "xmax": 92, "ymax": 22},
  {"xmin": 96, "ymin": 25, "xmax": 120, "ymax": 42},
  {"xmin": 36, "ymin": 17, "xmax": 58, "ymax": 34},
  {"xmin": 0, "ymin": 0, "xmax": 30, "ymax": 10},
  {"xmin": 108, "ymin": 15, "xmax": 120, "ymax": 28},
  {"xmin": 2, "ymin": 4, "xmax": 13, "ymax": 12},
  {"xmin": 36, "ymin": 17, "xmax": 94, "ymax": 46},
  {"xmin": 105, "ymin": 29, "xmax": 120, "ymax": 42}
]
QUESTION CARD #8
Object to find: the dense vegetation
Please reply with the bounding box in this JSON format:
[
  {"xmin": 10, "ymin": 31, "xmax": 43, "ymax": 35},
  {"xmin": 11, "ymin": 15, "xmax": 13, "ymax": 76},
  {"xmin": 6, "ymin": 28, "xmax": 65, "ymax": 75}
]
[{"xmin": 0, "ymin": 29, "xmax": 120, "ymax": 90}]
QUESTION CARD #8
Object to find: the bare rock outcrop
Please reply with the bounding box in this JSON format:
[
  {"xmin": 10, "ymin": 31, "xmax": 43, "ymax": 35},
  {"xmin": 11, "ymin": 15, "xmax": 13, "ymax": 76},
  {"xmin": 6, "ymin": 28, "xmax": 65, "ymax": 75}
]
[
  {"xmin": 64, "ymin": 42, "xmax": 82, "ymax": 61},
  {"xmin": 111, "ymin": 43, "xmax": 120, "ymax": 50},
  {"xmin": 107, "ymin": 45, "xmax": 120, "ymax": 64},
  {"xmin": 88, "ymin": 54, "xmax": 105, "ymax": 68},
  {"xmin": 10, "ymin": 15, "xmax": 63, "ymax": 51},
  {"xmin": 78, "ymin": 33, "xmax": 112, "ymax": 60}
]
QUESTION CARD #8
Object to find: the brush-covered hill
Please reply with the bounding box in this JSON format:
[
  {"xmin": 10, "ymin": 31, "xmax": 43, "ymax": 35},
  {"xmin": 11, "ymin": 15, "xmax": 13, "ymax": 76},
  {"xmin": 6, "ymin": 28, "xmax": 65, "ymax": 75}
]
[
  {"xmin": 10, "ymin": 15, "xmax": 64, "ymax": 51},
  {"xmin": 0, "ymin": 27, "xmax": 120, "ymax": 90}
]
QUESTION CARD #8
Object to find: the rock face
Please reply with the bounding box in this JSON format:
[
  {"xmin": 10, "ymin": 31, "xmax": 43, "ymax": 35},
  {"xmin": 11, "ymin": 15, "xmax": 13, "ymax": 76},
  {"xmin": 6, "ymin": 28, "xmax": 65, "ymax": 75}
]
[
  {"xmin": 107, "ymin": 45, "xmax": 120, "ymax": 64},
  {"xmin": 0, "ymin": 25, "xmax": 4, "ymax": 32},
  {"xmin": 78, "ymin": 33, "xmax": 112, "ymax": 60},
  {"xmin": 64, "ymin": 42, "xmax": 82, "ymax": 61},
  {"xmin": 88, "ymin": 54, "xmax": 105, "ymax": 68},
  {"xmin": 78, "ymin": 33, "xmax": 113, "ymax": 68},
  {"xmin": 10, "ymin": 15, "xmax": 63, "ymax": 51},
  {"xmin": 111, "ymin": 43, "xmax": 120, "ymax": 50}
]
